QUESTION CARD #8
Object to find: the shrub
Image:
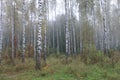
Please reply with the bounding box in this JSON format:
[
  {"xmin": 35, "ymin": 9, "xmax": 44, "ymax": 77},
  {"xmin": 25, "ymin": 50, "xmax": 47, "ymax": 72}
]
[
  {"xmin": 81, "ymin": 44, "xmax": 109, "ymax": 65},
  {"xmin": 109, "ymin": 51, "xmax": 120, "ymax": 68},
  {"xmin": 89, "ymin": 50, "xmax": 109, "ymax": 65}
]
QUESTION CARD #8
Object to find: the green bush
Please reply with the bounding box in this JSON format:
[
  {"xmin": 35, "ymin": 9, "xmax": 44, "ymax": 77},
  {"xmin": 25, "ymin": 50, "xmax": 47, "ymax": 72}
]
[
  {"xmin": 89, "ymin": 50, "xmax": 109, "ymax": 64},
  {"xmin": 109, "ymin": 51, "xmax": 120, "ymax": 68},
  {"xmin": 81, "ymin": 44, "xmax": 109, "ymax": 65}
]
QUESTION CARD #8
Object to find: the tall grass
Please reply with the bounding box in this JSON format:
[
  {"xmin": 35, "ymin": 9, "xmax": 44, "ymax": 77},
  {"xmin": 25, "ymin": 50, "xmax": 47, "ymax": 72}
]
[{"xmin": 0, "ymin": 46, "xmax": 120, "ymax": 80}]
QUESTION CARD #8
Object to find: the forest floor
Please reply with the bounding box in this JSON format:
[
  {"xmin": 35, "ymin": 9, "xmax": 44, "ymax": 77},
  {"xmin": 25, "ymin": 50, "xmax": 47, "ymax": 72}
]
[{"xmin": 0, "ymin": 56, "xmax": 120, "ymax": 80}]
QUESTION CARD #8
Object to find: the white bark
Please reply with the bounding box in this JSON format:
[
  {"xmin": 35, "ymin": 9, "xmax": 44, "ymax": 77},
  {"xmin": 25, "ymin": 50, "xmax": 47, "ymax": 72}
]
[
  {"xmin": 36, "ymin": 0, "xmax": 44, "ymax": 70},
  {"xmin": 43, "ymin": 0, "xmax": 47, "ymax": 62},
  {"xmin": 22, "ymin": 0, "xmax": 26, "ymax": 62},
  {"xmin": 117, "ymin": 0, "xmax": 120, "ymax": 49},
  {"xmin": 100, "ymin": 0, "xmax": 108, "ymax": 53},
  {"xmin": 0, "ymin": 0, "xmax": 3, "ymax": 63},
  {"xmin": 11, "ymin": 0, "xmax": 15, "ymax": 63},
  {"xmin": 57, "ymin": 23, "xmax": 59, "ymax": 55},
  {"xmin": 34, "ymin": 14, "xmax": 36, "ymax": 58},
  {"xmin": 71, "ymin": 1, "xmax": 76, "ymax": 56},
  {"xmin": 30, "ymin": 0, "xmax": 33, "ymax": 46},
  {"xmin": 65, "ymin": 0, "xmax": 70, "ymax": 58},
  {"xmin": 73, "ymin": 23, "xmax": 76, "ymax": 55},
  {"xmin": 52, "ymin": 0, "xmax": 56, "ymax": 50}
]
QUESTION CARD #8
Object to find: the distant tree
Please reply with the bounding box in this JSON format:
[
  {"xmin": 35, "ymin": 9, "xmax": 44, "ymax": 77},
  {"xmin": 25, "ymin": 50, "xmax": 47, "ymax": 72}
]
[
  {"xmin": 33, "ymin": 0, "xmax": 37, "ymax": 58},
  {"xmin": 100, "ymin": 0, "xmax": 110, "ymax": 55},
  {"xmin": 22, "ymin": 0, "xmax": 26, "ymax": 63},
  {"xmin": 34, "ymin": 15, "xmax": 36, "ymax": 58},
  {"xmin": 56, "ymin": 1, "xmax": 60, "ymax": 56},
  {"xmin": 52, "ymin": 0, "xmax": 56, "ymax": 50},
  {"xmin": 70, "ymin": 0, "xmax": 77, "ymax": 57},
  {"xmin": 0, "ymin": 0, "xmax": 3, "ymax": 63},
  {"xmin": 65, "ymin": 0, "xmax": 70, "ymax": 63},
  {"xmin": 11, "ymin": 0, "xmax": 15, "ymax": 65},
  {"xmin": 80, "ymin": 22, "xmax": 95, "ymax": 64},
  {"xmin": 43, "ymin": 0, "xmax": 48, "ymax": 64}
]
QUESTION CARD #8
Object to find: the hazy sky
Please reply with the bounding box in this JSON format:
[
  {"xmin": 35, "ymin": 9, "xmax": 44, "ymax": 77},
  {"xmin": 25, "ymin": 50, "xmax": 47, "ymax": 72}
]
[
  {"xmin": 27, "ymin": 0, "xmax": 118, "ymax": 21},
  {"xmin": 111, "ymin": 0, "xmax": 117, "ymax": 6},
  {"xmin": 49, "ymin": 0, "xmax": 79, "ymax": 21},
  {"xmin": 49, "ymin": 0, "xmax": 65, "ymax": 21}
]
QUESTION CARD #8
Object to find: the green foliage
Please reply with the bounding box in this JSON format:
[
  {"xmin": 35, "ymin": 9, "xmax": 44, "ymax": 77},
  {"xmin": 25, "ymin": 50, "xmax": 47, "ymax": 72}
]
[
  {"xmin": 0, "ymin": 57, "xmax": 120, "ymax": 80},
  {"xmin": 109, "ymin": 50, "xmax": 120, "ymax": 68},
  {"xmin": 81, "ymin": 23, "xmax": 95, "ymax": 45},
  {"xmin": 81, "ymin": 44, "xmax": 109, "ymax": 65},
  {"xmin": 88, "ymin": 47, "xmax": 109, "ymax": 65}
]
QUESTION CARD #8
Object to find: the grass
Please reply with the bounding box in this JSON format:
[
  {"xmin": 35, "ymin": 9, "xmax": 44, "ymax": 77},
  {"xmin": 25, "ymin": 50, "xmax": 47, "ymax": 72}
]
[{"xmin": 0, "ymin": 56, "xmax": 120, "ymax": 80}]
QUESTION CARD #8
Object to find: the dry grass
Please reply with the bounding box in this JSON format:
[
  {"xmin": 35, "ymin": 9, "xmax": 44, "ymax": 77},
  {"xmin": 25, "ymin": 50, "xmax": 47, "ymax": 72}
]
[{"xmin": 0, "ymin": 54, "xmax": 120, "ymax": 80}]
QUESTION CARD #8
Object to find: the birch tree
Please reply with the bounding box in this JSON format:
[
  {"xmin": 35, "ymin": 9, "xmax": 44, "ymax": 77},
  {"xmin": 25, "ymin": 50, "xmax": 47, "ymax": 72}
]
[
  {"xmin": 22, "ymin": 0, "xmax": 26, "ymax": 63},
  {"xmin": 52, "ymin": 0, "xmax": 56, "ymax": 50},
  {"xmin": 34, "ymin": 11, "xmax": 37, "ymax": 58},
  {"xmin": 65, "ymin": 0, "xmax": 70, "ymax": 62},
  {"xmin": 70, "ymin": 0, "xmax": 77, "ymax": 57},
  {"xmin": 43, "ymin": 0, "xmax": 47, "ymax": 64},
  {"xmin": 100, "ymin": 0, "xmax": 109, "ymax": 54},
  {"xmin": 56, "ymin": 2, "xmax": 60, "ymax": 55},
  {"xmin": 35, "ymin": 0, "xmax": 43, "ymax": 70},
  {"xmin": 11, "ymin": 0, "xmax": 15, "ymax": 65},
  {"xmin": 0, "ymin": 0, "xmax": 3, "ymax": 63}
]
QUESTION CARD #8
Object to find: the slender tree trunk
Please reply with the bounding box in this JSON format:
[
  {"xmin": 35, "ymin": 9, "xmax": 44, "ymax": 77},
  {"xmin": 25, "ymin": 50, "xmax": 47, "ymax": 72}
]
[
  {"xmin": 22, "ymin": 0, "xmax": 26, "ymax": 63},
  {"xmin": 73, "ymin": 23, "xmax": 76, "ymax": 57},
  {"xmin": 57, "ymin": 23, "xmax": 59, "ymax": 55},
  {"xmin": 70, "ymin": 1, "xmax": 76, "ymax": 57},
  {"xmin": 78, "ymin": 2, "xmax": 82, "ymax": 54},
  {"xmin": 43, "ymin": 0, "xmax": 47, "ymax": 64},
  {"xmin": 106, "ymin": 0, "xmax": 111, "ymax": 52},
  {"xmin": 11, "ymin": 0, "xmax": 15, "ymax": 65},
  {"xmin": 0, "ymin": 0, "xmax": 3, "ymax": 64},
  {"xmin": 35, "ymin": 0, "xmax": 43, "ymax": 70},
  {"xmin": 47, "ymin": 0, "xmax": 50, "ymax": 55},
  {"xmin": 13, "ymin": 5, "xmax": 16, "ymax": 58},
  {"xmin": 52, "ymin": 21, "xmax": 55, "ymax": 50},
  {"xmin": 30, "ymin": 0, "xmax": 33, "ymax": 47},
  {"xmin": 118, "ymin": 0, "xmax": 120, "ymax": 50},
  {"xmin": 100, "ymin": 0, "xmax": 106, "ymax": 54},
  {"xmin": 52, "ymin": 0, "xmax": 56, "ymax": 51},
  {"xmin": 34, "ymin": 14, "xmax": 36, "ymax": 58},
  {"xmin": 55, "ymin": 0, "xmax": 59, "ymax": 55},
  {"xmin": 65, "ymin": 0, "xmax": 70, "ymax": 63}
]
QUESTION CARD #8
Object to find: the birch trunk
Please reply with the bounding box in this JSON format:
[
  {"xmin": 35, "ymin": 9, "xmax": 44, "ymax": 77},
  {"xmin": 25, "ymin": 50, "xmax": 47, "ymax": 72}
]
[
  {"xmin": 65, "ymin": 0, "xmax": 70, "ymax": 62},
  {"xmin": 52, "ymin": 0, "xmax": 56, "ymax": 50},
  {"xmin": 43, "ymin": 0, "xmax": 47, "ymax": 63},
  {"xmin": 34, "ymin": 14, "xmax": 36, "ymax": 58},
  {"xmin": 35, "ymin": 0, "xmax": 43, "ymax": 70},
  {"xmin": 100, "ymin": 0, "xmax": 107, "ymax": 54},
  {"xmin": 22, "ymin": 0, "xmax": 26, "ymax": 63},
  {"xmin": 0, "ymin": 0, "xmax": 3, "ymax": 63},
  {"xmin": 11, "ymin": 0, "xmax": 15, "ymax": 65}
]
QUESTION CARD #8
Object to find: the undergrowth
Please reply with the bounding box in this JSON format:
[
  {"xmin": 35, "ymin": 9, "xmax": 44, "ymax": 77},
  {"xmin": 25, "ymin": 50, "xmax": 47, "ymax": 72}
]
[{"xmin": 0, "ymin": 55, "xmax": 120, "ymax": 80}]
